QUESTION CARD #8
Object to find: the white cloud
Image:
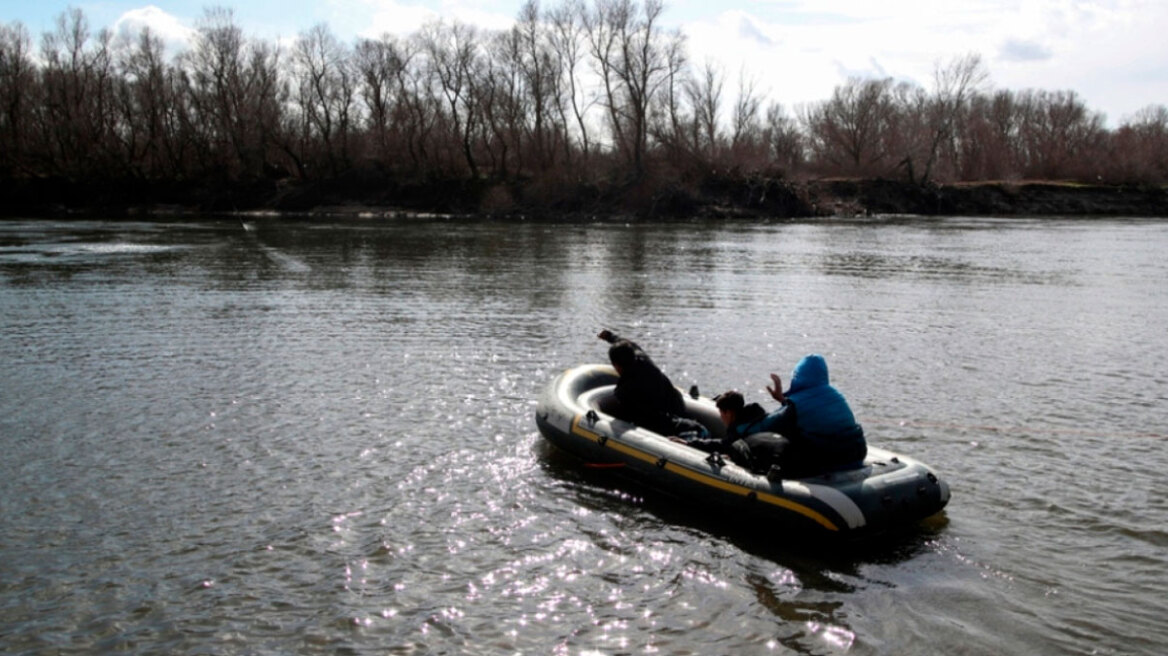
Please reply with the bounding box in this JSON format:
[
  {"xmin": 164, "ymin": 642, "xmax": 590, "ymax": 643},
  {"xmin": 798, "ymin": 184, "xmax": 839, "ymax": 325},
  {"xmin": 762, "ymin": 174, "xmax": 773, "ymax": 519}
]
[
  {"xmin": 682, "ymin": 10, "xmax": 832, "ymax": 112},
  {"xmin": 355, "ymin": 0, "xmax": 439, "ymax": 37},
  {"xmin": 987, "ymin": 0, "xmax": 1168, "ymax": 122},
  {"xmin": 111, "ymin": 6, "xmax": 195, "ymax": 54},
  {"xmin": 356, "ymin": 0, "xmax": 514, "ymax": 38},
  {"xmin": 680, "ymin": 0, "xmax": 1166, "ymax": 125}
]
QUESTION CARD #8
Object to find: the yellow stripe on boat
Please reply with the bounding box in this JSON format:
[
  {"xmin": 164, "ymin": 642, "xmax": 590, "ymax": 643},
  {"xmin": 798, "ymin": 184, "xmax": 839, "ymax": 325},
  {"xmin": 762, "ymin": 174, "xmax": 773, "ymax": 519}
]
[
  {"xmin": 571, "ymin": 414, "xmax": 839, "ymax": 531},
  {"xmin": 571, "ymin": 415, "xmax": 661, "ymax": 465}
]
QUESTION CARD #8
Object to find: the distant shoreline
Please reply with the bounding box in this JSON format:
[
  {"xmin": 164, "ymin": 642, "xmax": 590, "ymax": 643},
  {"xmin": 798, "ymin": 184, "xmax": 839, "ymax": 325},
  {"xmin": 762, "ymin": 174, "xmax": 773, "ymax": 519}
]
[{"xmin": 3, "ymin": 176, "xmax": 1166, "ymax": 220}]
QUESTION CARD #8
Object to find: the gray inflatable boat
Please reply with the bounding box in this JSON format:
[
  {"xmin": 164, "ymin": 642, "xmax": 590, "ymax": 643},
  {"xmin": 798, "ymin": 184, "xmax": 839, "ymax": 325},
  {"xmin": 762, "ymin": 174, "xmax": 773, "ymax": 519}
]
[{"xmin": 535, "ymin": 364, "xmax": 950, "ymax": 537}]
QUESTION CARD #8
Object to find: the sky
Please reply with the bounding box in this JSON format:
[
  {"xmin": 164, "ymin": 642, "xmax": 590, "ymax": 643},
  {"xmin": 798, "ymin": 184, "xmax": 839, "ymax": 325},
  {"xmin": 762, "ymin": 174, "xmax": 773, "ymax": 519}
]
[{"xmin": 2, "ymin": 0, "xmax": 1166, "ymax": 126}]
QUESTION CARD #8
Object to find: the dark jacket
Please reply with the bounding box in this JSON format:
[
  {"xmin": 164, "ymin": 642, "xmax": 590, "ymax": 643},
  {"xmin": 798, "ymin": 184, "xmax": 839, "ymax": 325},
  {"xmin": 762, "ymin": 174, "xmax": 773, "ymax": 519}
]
[
  {"xmin": 727, "ymin": 401, "xmax": 794, "ymax": 440},
  {"xmin": 606, "ymin": 335, "xmax": 691, "ymax": 436},
  {"xmin": 684, "ymin": 402, "xmax": 775, "ymax": 466}
]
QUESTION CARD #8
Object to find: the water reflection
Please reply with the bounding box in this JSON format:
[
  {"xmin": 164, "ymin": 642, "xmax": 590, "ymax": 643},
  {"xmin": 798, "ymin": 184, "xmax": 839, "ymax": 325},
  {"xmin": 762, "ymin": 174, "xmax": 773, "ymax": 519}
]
[
  {"xmin": 815, "ymin": 251, "xmax": 1073, "ymax": 285},
  {"xmin": 536, "ymin": 438, "xmax": 949, "ymax": 628},
  {"xmin": 534, "ymin": 443, "xmax": 946, "ymax": 654},
  {"xmin": 3, "ymin": 216, "xmax": 1168, "ymax": 655}
]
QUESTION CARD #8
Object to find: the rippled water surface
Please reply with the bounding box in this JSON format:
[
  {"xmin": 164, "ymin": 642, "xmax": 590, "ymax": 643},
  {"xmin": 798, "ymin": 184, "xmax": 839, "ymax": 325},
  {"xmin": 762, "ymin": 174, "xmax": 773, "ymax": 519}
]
[{"xmin": 2, "ymin": 216, "xmax": 1166, "ymax": 655}]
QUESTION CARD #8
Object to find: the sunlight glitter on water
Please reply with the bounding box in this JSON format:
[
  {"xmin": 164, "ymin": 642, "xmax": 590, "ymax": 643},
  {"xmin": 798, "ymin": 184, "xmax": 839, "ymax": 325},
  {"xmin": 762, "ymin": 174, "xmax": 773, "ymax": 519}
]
[{"xmin": 811, "ymin": 623, "xmax": 856, "ymax": 650}]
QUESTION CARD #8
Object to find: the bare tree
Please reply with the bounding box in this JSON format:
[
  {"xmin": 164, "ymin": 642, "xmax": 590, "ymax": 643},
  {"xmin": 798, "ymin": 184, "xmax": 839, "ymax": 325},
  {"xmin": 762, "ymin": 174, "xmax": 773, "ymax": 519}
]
[
  {"xmin": 37, "ymin": 9, "xmax": 118, "ymax": 178},
  {"xmin": 421, "ymin": 20, "xmax": 482, "ymax": 177},
  {"xmin": 354, "ymin": 35, "xmax": 405, "ymax": 167},
  {"xmin": 583, "ymin": 0, "xmax": 629, "ymax": 169},
  {"xmin": 398, "ymin": 37, "xmax": 439, "ymax": 174},
  {"xmin": 183, "ymin": 7, "xmax": 244, "ymax": 175},
  {"xmin": 1110, "ymin": 104, "xmax": 1168, "ymax": 182},
  {"xmin": 291, "ymin": 23, "xmax": 357, "ymax": 177},
  {"xmin": 514, "ymin": 1, "xmax": 558, "ymax": 169},
  {"xmin": 802, "ymin": 77, "xmax": 897, "ymax": 176},
  {"xmin": 960, "ymin": 89, "xmax": 1023, "ymax": 181},
  {"xmin": 1013, "ymin": 89, "xmax": 1104, "ymax": 179},
  {"xmin": 547, "ymin": 0, "xmax": 592, "ymax": 166},
  {"xmin": 650, "ymin": 31, "xmax": 689, "ymax": 165},
  {"xmin": 613, "ymin": 0, "xmax": 679, "ymax": 178},
  {"xmin": 915, "ymin": 53, "xmax": 988, "ymax": 183},
  {"xmin": 182, "ymin": 7, "xmax": 284, "ymax": 180},
  {"xmin": 114, "ymin": 27, "xmax": 169, "ymax": 178},
  {"xmin": 5, "ymin": 2, "xmax": 1168, "ymax": 209},
  {"xmin": 729, "ymin": 68, "xmax": 763, "ymax": 163},
  {"xmin": 685, "ymin": 59, "xmax": 722, "ymax": 162},
  {"xmin": 111, "ymin": 26, "xmax": 207, "ymax": 180},
  {"xmin": 886, "ymin": 80, "xmax": 930, "ymax": 182},
  {"xmin": 479, "ymin": 28, "xmax": 527, "ymax": 177},
  {"xmin": 0, "ymin": 22, "xmax": 35, "ymax": 175},
  {"xmin": 763, "ymin": 102, "xmax": 804, "ymax": 175}
]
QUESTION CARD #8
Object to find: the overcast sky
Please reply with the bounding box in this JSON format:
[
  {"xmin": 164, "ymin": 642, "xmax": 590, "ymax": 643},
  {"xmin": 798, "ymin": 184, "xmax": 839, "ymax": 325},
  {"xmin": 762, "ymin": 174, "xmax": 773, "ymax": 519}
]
[{"xmin": 4, "ymin": 0, "xmax": 1166, "ymax": 125}]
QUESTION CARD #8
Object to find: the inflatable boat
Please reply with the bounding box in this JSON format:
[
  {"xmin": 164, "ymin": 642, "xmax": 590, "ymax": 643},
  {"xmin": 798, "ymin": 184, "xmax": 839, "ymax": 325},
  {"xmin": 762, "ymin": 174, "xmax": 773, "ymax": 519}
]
[{"xmin": 535, "ymin": 364, "xmax": 950, "ymax": 537}]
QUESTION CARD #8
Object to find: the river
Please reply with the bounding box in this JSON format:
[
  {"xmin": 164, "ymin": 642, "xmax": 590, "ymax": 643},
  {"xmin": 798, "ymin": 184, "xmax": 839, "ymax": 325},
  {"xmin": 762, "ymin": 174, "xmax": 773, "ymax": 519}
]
[{"xmin": 1, "ymin": 215, "xmax": 1165, "ymax": 655}]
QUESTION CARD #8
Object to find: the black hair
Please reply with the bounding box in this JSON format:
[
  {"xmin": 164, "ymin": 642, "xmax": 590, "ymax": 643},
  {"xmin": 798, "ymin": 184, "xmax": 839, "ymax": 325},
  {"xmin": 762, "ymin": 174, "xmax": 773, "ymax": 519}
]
[{"xmin": 714, "ymin": 390, "xmax": 745, "ymax": 412}]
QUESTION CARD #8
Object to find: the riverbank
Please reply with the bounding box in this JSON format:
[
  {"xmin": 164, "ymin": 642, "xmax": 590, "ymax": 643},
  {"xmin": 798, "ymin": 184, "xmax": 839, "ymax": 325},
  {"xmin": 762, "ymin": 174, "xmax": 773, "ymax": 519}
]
[
  {"xmin": 2, "ymin": 173, "xmax": 1165, "ymax": 219},
  {"xmin": 665, "ymin": 176, "xmax": 1168, "ymax": 219},
  {"xmin": 807, "ymin": 178, "xmax": 1168, "ymax": 218}
]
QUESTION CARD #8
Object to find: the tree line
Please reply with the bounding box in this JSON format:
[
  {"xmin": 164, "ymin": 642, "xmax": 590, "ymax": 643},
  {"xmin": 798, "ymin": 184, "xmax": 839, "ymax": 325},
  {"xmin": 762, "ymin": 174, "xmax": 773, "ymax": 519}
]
[{"xmin": 1, "ymin": 1, "xmax": 1166, "ymax": 210}]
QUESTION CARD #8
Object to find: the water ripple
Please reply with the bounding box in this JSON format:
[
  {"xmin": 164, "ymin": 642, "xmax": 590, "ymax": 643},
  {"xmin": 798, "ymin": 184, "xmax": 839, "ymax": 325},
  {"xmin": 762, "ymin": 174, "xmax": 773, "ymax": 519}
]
[{"xmin": 2, "ymin": 217, "xmax": 1168, "ymax": 654}]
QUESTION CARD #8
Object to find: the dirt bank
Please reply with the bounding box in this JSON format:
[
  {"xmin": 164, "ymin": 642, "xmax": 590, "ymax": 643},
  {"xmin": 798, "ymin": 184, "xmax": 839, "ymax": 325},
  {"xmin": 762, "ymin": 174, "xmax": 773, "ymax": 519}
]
[
  {"xmin": 803, "ymin": 179, "xmax": 1168, "ymax": 218},
  {"xmin": 2, "ymin": 174, "xmax": 1165, "ymax": 219}
]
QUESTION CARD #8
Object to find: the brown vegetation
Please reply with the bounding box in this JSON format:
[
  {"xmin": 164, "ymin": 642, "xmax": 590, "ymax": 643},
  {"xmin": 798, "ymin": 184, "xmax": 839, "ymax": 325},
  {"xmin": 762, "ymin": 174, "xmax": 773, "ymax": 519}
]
[{"xmin": 1, "ymin": 3, "xmax": 1166, "ymax": 218}]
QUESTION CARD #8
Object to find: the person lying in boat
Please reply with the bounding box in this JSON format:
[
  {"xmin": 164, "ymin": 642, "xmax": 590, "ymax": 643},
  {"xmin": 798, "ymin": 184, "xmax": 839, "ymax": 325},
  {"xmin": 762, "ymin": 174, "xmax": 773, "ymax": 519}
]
[
  {"xmin": 597, "ymin": 330, "xmax": 709, "ymax": 441},
  {"xmin": 713, "ymin": 354, "xmax": 867, "ymax": 477}
]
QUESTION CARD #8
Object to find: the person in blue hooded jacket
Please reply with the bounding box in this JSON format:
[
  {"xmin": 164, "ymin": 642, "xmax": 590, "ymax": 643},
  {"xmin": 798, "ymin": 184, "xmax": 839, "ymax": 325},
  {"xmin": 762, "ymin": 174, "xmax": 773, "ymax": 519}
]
[{"xmin": 715, "ymin": 354, "xmax": 867, "ymax": 476}]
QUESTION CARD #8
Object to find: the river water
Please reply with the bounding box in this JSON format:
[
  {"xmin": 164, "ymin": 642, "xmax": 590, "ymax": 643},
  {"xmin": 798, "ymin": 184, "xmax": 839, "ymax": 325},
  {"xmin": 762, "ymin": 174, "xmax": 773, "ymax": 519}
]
[{"xmin": 1, "ymin": 215, "xmax": 1165, "ymax": 655}]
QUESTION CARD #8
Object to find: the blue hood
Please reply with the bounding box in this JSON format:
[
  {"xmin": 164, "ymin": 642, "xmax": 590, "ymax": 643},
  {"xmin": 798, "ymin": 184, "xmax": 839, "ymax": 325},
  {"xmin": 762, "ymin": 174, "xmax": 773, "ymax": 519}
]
[
  {"xmin": 788, "ymin": 354, "xmax": 829, "ymax": 394},
  {"xmin": 783, "ymin": 353, "xmax": 865, "ymax": 465}
]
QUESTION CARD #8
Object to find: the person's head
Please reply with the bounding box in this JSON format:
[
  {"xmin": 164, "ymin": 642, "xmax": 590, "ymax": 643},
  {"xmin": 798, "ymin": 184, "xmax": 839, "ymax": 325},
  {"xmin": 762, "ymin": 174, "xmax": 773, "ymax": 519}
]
[
  {"xmin": 789, "ymin": 353, "xmax": 829, "ymax": 393},
  {"xmin": 608, "ymin": 342, "xmax": 637, "ymax": 375},
  {"xmin": 714, "ymin": 390, "xmax": 745, "ymax": 427}
]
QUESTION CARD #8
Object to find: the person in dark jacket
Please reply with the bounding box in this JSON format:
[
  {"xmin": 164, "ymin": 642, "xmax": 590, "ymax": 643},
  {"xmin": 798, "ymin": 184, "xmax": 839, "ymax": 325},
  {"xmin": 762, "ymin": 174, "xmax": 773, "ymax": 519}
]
[
  {"xmin": 714, "ymin": 354, "xmax": 867, "ymax": 477},
  {"xmin": 668, "ymin": 389, "xmax": 769, "ymax": 468},
  {"xmin": 598, "ymin": 330, "xmax": 708, "ymax": 440},
  {"xmin": 686, "ymin": 390, "xmax": 788, "ymax": 473}
]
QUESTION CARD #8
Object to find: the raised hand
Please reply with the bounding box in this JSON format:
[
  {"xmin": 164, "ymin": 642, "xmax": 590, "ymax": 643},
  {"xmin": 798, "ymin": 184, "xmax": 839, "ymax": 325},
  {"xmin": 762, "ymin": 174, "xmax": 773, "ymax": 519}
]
[{"xmin": 767, "ymin": 373, "xmax": 786, "ymax": 403}]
